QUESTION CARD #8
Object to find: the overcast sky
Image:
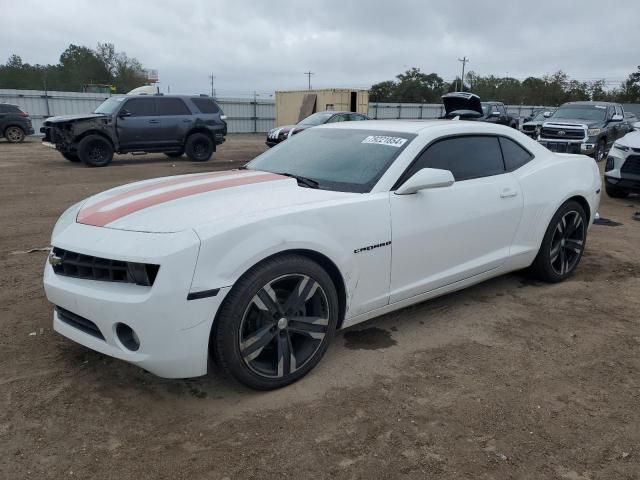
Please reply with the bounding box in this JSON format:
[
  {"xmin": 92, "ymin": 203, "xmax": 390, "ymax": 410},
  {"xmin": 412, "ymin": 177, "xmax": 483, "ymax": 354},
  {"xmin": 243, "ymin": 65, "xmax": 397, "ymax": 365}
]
[{"xmin": 1, "ymin": 0, "xmax": 639, "ymax": 96}]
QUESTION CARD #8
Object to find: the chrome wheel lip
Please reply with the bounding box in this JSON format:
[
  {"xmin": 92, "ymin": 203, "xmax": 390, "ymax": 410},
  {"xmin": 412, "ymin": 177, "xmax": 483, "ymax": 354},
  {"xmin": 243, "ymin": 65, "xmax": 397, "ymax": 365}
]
[
  {"xmin": 238, "ymin": 273, "xmax": 329, "ymax": 379},
  {"xmin": 550, "ymin": 210, "xmax": 585, "ymax": 276}
]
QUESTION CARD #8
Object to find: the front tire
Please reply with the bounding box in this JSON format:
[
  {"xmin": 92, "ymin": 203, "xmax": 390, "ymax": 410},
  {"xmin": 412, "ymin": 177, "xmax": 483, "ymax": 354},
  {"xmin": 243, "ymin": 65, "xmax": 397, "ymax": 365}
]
[
  {"xmin": 4, "ymin": 126, "xmax": 25, "ymax": 143},
  {"xmin": 529, "ymin": 200, "xmax": 587, "ymax": 283},
  {"xmin": 78, "ymin": 135, "xmax": 113, "ymax": 167},
  {"xmin": 185, "ymin": 133, "xmax": 214, "ymax": 162},
  {"xmin": 213, "ymin": 254, "xmax": 339, "ymax": 390}
]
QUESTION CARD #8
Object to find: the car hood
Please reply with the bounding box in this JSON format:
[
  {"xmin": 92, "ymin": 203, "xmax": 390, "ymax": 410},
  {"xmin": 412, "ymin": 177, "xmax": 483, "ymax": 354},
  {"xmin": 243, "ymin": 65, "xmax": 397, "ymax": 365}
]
[
  {"xmin": 44, "ymin": 113, "xmax": 106, "ymax": 124},
  {"xmin": 441, "ymin": 92, "xmax": 483, "ymax": 117},
  {"xmin": 269, "ymin": 124, "xmax": 310, "ymax": 135},
  {"xmin": 617, "ymin": 130, "xmax": 640, "ymax": 148},
  {"xmin": 74, "ymin": 169, "xmax": 352, "ymax": 233}
]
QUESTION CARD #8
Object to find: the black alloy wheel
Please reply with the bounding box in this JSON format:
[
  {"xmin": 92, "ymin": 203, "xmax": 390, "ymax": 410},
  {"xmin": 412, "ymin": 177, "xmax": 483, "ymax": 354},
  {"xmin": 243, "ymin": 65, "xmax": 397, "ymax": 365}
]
[
  {"xmin": 213, "ymin": 254, "xmax": 339, "ymax": 390},
  {"xmin": 239, "ymin": 274, "xmax": 330, "ymax": 379},
  {"xmin": 548, "ymin": 210, "xmax": 585, "ymax": 276},
  {"xmin": 529, "ymin": 200, "xmax": 587, "ymax": 283}
]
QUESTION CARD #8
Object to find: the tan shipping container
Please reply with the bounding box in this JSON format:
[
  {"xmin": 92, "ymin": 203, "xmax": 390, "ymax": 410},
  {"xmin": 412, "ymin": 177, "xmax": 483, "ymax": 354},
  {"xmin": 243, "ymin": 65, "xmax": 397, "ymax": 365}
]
[{"xmin": 275, "ymin": 89, "xmax": 369, "ymax": 127}]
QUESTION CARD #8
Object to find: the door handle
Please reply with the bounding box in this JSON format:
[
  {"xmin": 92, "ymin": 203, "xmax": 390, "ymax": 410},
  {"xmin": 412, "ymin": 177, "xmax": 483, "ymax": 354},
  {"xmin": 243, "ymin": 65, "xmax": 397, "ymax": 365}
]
[
  {"xmin": 500, "ymin": 188, "xmax": 518, "ymax": 198},
  {"xmin": 149, "ymin": 119, "xmax": 160, "ymax": 124}
]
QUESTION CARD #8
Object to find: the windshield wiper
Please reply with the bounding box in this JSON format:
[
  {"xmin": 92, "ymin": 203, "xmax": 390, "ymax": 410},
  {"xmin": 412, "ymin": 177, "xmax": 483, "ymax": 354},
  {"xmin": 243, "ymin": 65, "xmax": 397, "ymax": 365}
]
[{"xmin": 278, "ymin": 172, "xmax": 319, "ymax": 189}]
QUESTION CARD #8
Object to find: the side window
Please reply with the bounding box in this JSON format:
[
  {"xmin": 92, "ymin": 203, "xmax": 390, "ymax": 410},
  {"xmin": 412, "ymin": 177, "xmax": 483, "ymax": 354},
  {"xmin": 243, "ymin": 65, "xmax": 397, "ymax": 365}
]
[
  {"xmin": 498, "ymin": 104, "xmax": 507, "ymax": 115},
  {"xmin": 327, "ymin": 114, "xmax": 347, "ymax": 123},
  {"xmin": 348, "ymin": 114, "xmax": 366, "ymax": 121},
  {"xmin": 499, "ymin": 137, "xmax": 533, "ymax": 171},
  {"xmin": 156, "ymin": 98, "xmax": 191, "ymax": 116},
  {"xmin": 615, "ymin": 105, "xmax": 623, "ymax": 117},
  {"xmin": 191, "ymin": 98, "xmax": 220, "ymax": 114},
  {"xmin": 405, "ymin": 136, "xmax": 505, "ymax": 182},
  {"xmin": 123, "ymin": 98, "xmax": 155, "ymax": 117}
]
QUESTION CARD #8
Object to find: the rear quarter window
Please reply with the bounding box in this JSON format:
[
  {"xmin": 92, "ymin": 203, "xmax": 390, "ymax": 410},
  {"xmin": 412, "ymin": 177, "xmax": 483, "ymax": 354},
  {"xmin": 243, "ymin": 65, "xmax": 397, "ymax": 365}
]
[
  {"xmin": 191, "ymin": 98, "xmax": 221, "ymax": 114},
  {"xmin": 499, "ymin": 137, "xmax": 533, "ymax": 171}
]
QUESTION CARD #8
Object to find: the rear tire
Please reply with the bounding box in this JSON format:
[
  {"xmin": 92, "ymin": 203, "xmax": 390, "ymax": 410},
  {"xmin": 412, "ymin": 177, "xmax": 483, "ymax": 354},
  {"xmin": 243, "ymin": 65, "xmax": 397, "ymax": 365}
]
[
  {"xmin": 4, "ymin": 126, "xmax": 25, "ymax": 143},
  {"xmin": 213, "ymin": 254, "xmax": 339, "ymax": 390},
  {"xmin": 185, "ymin": 133, "xmax": 214, "ymax": 162},
  {"xmin": 529, "ymin": 200, "xmax": 587, "ymax": 283},
  {"xmin": 605, "ymin": 183, "xmax": 629, "ymax": 199},
  {"xmin": 78, "ymin": 135, "xmax": 113, "ymax": 167},
  {"xmin": 62, "ymin": 152, "xmax": 80, "ymax": 162}
]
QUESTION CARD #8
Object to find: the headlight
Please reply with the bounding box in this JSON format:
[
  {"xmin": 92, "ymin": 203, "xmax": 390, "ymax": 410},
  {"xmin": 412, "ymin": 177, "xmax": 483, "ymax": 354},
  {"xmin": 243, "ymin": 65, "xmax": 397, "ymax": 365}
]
[
  {"xmin": 587, "ymin": 128, "xmax": 601, "ymax": 136},
  {"xmin": 613, "ymin": 142, "xmax": 629, "ymax": 152}
]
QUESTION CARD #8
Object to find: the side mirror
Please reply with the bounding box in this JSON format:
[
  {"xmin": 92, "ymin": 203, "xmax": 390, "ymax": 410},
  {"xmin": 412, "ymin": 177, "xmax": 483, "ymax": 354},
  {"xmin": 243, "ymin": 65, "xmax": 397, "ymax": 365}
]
[
  {"xmin": 118, "ymin": 109, "xmax": 131, "ymax": 118},
  {"xmin": 610, "ymin": 114, "xmax": 623, "ymax": 122},
  {"xmin": 395, "ymin": 168, "xmax": 455, "ymax": 195},
  {"xmin": 543, "ymin": 111, "xmax": 552, "ymax": 118},
  {"xmin": 633, "ymin": 121, "xmax": 640, "ymax": 131}
]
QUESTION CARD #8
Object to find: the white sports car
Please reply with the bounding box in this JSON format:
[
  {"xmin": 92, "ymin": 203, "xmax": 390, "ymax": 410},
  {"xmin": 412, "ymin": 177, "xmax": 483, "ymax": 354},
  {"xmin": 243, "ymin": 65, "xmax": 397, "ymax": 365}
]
[{"xmin": 44, "ymin": 120, "xmax": 601, "ymax": 389}]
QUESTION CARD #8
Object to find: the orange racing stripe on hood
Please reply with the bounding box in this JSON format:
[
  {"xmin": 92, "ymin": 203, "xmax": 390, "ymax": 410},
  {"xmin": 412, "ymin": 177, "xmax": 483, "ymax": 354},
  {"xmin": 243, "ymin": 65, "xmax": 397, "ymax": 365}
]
[{"xmin": 77, "ymin": 172, "xmax": 288, "ymax": 227}]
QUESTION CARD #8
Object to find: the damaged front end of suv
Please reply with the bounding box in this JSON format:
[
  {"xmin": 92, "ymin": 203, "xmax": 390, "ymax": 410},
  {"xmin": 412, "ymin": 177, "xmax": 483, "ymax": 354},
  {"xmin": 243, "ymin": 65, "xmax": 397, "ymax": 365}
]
[{"xmin": 41, "ymin": 114, "xmax": 116, "ymax": 163}]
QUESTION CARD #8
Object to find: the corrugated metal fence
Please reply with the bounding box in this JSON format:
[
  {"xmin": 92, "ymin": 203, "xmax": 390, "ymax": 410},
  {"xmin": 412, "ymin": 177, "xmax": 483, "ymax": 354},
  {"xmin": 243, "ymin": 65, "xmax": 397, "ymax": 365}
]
[{"xmin": 1, "ymin": 88, "xmax": 553, "ymax": 134}]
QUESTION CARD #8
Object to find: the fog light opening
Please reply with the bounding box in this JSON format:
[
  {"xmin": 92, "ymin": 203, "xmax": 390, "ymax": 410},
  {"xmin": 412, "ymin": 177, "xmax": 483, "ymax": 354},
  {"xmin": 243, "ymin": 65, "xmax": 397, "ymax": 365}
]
[{"xmin": 116, "ymin": 323, "xmax": 140, "ymax": 351}]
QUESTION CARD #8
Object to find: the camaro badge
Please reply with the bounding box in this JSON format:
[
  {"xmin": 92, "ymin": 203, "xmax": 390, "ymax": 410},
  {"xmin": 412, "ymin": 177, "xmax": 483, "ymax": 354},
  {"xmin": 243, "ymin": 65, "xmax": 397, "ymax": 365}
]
[{"xmin": 48, "ymin": 253, "xmax": 63, "ymax": 267}]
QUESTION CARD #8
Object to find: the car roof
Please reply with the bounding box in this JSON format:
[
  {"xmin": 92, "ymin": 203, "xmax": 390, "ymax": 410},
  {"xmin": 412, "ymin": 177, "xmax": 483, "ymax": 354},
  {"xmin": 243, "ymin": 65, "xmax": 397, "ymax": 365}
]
[
  {"xmin": 314, "ymin": 119, "xmax": 512, "ymax": 134},
  {"xmin": 564, "ymin": 101, "xmax": 619, "ymax": 106}
]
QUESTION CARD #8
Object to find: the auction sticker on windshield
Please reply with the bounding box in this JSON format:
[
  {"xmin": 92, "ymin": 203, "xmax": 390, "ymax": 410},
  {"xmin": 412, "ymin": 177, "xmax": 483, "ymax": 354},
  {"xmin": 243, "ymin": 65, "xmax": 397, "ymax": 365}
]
[{"xmin": 362, "ymin": 136, "xmax": 408, "ymax": 148}]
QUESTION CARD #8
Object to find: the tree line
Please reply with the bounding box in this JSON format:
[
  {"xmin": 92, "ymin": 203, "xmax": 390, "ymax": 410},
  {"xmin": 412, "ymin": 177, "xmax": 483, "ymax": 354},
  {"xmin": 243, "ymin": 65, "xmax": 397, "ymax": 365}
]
[
  {"xmin": 0, "ymin": 43, "xmax": 147, "ymax": 94},
  {"xmin": 370, "ymin": 67, "xmax": 640, "ymax": 106}
]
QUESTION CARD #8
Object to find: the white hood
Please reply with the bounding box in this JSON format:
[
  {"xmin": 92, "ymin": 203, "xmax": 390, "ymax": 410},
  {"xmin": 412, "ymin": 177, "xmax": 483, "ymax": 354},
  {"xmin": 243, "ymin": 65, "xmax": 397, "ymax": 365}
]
[{"xmin": 75, "ymin": 170, "xmax": 350, "ymax": 233}]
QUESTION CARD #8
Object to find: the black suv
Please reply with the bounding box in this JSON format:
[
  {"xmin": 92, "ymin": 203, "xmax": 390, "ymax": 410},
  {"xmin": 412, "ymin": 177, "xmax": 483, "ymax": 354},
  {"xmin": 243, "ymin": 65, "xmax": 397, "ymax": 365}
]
[
  {"xmin": 538, "ymin": 101, "xmax": 628, "ymax": 161},
  {"xmin": 441, "ymin": 92, "xmax": 519, "ymax": 128},
  {"xmin": 0, "ymin": 103, "xmax": 34, "ymax": 143},
  {"xmin": 41, "ymin": 95, "xmax": 227, "ymax": 167}
]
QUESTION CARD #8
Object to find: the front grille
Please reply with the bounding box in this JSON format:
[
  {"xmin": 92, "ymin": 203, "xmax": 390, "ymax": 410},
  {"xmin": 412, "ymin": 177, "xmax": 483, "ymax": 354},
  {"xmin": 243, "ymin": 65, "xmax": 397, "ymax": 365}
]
[
  {"xmin": 540, "ymin": 127, "xmax": 585, "ymax": 140},
  {"xmin": 621, "ymin": 155, "xmax": 640, "ymax": 175},
  {"xmin": 56, "ymin": 306, "xmax": 105, "ymax": 340},
  {"xmin": 51, "ymin": 247, "xmax": 159, "ymax": 286}
]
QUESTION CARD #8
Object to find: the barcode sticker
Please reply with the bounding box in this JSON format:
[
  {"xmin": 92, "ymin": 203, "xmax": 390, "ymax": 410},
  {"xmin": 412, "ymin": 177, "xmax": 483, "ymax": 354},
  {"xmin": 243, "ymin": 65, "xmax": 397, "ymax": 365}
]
[{"xmin": 361, "ymin": 136, "xmax": 408, "ymax": 148}]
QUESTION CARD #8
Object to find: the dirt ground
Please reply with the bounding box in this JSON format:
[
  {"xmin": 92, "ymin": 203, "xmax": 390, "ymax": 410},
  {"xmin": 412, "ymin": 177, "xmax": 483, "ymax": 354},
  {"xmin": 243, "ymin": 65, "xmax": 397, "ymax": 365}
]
[{"xmin": 1, "ymin": 135, "xmax": 639, "ymax": 480}]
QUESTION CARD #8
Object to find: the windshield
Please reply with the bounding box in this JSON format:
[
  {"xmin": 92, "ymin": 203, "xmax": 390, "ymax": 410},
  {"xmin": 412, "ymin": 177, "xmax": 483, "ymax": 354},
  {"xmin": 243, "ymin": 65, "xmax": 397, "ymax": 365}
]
[
  {"xmin": 94, "ymin": 97, "xmax": 125, "ymax": 115},
  {"xmin": 551, "ymin": 105, "xmax": 607, "ymax": 121},
  {"xmin": 481, "ymin": 103, "xmax": 493, "ymax": 115},
  {"xmin": 298, "ymin": 112, "xmax": 334, "ymax": 126},
  {"xmin": 247, "ymin": 128, "xmax": 416, "ymax": 193}
]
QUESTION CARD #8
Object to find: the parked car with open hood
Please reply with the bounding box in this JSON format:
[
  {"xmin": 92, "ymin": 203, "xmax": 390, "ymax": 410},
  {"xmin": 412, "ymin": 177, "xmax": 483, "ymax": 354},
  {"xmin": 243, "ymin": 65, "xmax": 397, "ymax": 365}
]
[
  {"xmin": 538, "ymin": 101, "xmax": 627, "ymax": 161},
  {"xmin": 40, "ymin": 95, "xmax": 227, "ymax": 166},
  {"xmin": 604, "ymin": 122, "xmax": 640, "ymax": 197},
  {"xmin": 441, "ymin": 92, "xmax": 518, "ymax": 128},
  {"xmin": 521, "ymin": 109, "xmax": 555, "ymax": 138},
  {"xmin": 44, "ymin": 120, "xmax": 600, "ymax": 390},
  {"xmin": 0, "ymin": 103, "xmax": 34, "ymax": 143},
  {"xmin": 265, "ymin": 111, "xmax": 369, "ymax": 147}
]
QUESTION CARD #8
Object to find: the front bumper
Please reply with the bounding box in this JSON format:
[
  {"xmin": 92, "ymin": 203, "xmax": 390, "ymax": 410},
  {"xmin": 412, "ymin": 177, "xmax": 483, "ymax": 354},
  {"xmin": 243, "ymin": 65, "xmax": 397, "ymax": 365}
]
[
  {"xmin": 43, "ymin": 222, "xmax": 230, "ymax": 378},
  {"xmin": 604, "ymin": 175, "xmax": 640, "ymax": 193},
  {"xmin": 539, "ymin": 140, "xmax": 596, "ymax": 155}
]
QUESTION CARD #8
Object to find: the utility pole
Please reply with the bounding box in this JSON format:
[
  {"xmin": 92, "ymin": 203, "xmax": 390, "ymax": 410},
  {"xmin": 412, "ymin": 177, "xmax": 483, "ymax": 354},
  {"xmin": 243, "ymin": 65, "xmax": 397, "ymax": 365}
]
[
  {"xmin": 304, "ymin": 71, "xmax": 314, "ymax": 90},
  {"xmin": 209, "ymin": 74, "xmax": 216, "ymax": 97},
  {"xmin": 458, "ymin": 57, "xmax": 469, "ymax": 92}
]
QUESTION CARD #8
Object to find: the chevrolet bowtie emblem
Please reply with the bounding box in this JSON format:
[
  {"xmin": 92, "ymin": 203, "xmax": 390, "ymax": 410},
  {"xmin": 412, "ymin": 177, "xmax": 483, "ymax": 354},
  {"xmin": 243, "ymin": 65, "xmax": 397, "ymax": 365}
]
[{"xmin": 48, "ymin": 253, "xmax": 63, "ymax": 267}]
